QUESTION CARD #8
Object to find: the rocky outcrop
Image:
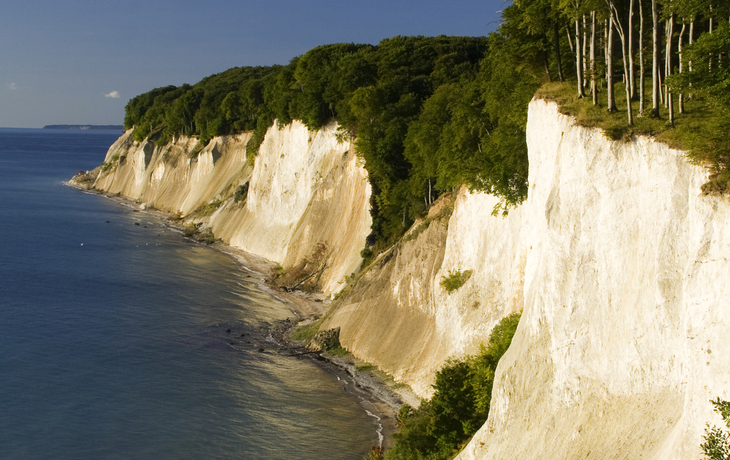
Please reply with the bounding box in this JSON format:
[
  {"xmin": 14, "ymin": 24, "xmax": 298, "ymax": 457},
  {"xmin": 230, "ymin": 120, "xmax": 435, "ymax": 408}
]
[{"xmin": 306, "ymin": 327, "xmax": 341, "ymax": 352}]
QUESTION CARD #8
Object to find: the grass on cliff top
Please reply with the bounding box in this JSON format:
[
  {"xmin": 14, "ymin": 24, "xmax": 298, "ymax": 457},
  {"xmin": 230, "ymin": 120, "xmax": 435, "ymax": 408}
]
[
  {"xmin": 536, "ymin": 80, "xmax": 729, "ymax": 192},
  {"xmin": 536, "ymin": 80, "xmax": 722, "ymax": 145}
]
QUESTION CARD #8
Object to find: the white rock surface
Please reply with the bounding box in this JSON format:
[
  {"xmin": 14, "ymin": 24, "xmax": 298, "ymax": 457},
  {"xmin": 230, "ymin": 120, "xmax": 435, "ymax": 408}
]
[
  {"xmin": 93, "ymin": 121, "xmax": 371, "ymax": 295},
  {"xmin": 457, "ymin": 99, "xmax": 730, "ymax": 459},
  {"xmin": 327, "ymin": 190, "xmax": 524, "ymax": 397}
]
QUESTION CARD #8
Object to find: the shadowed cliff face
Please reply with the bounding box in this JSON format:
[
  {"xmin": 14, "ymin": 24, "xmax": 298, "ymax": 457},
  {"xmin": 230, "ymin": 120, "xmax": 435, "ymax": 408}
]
[
  {"xmin": 324, "ymin": 193, "xmax": 525, "ymax": 398},
  {"xmin": 92, "ymin": 121, "xmax": 371, "ymax": 295}
]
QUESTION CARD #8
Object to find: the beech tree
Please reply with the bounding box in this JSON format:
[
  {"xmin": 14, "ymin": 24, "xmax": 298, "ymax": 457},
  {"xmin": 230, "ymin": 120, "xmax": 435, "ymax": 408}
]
[
  {"xmin": 652, "ymin": 0, "xmax": 662, "ymax": 117},
  {"xmin": 562, "ymin": 0, "xmax": 588, "ymax": 96},
  {"xmin": 607, "ymin": 0, "xmax": 634, "ymax": 124}
]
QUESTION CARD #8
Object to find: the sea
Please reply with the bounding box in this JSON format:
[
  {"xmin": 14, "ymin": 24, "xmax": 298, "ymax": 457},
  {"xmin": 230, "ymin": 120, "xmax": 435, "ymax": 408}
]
[{"xmin": 0, "ymin": 127, "xmax": 379, "ymax": 460}]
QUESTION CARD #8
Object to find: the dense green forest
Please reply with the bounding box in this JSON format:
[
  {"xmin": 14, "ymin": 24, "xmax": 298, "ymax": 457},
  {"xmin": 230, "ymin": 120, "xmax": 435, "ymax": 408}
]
[
  {"xmin": 123, "ymin": 34, "xmax": 539, "ymax": 250},
  {"xmin": 123, "ymin": 0, "xmax": 729, "ymax": 252}
]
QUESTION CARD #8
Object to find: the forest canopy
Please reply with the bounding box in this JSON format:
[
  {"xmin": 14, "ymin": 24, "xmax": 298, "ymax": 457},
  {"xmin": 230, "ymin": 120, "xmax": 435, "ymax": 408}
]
[
  {"xmin": 123, "ymin": 35, "xmax": 537, "ymax": 248},
  {"xmin": 123, "ymin": 0, "xmax": 729, "ymax": 250}
]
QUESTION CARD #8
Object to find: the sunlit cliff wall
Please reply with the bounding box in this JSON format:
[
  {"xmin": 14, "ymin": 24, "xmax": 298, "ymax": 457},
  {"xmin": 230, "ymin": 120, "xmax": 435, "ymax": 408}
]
[
  {"xmin": 92, "ymin": 121, "xmax": 371, "ymax": 295},
  {"xmin": 454, "ymin": 99, "xmax": 730, "ymax": 459}
]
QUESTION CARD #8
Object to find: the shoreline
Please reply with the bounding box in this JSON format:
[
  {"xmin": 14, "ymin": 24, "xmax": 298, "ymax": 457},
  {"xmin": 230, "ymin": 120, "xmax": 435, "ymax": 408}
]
[{"xmin": 65, "ymin": 178, "xmax": 415, "ymax": 453}]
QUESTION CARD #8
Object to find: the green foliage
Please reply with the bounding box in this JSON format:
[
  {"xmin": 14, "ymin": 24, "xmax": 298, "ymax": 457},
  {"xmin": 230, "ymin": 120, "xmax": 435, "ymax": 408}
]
[
  {"xmin": 388, "ymin": 312, "xmax": 521, "ymax": 460},
  {"xmin": 666, "ymin": 21, "xmax": 730, "ymax": 189},
  {"xmin": 360, "ymin": 247, "xmax": 373, "ymax": 260},
  {"xmin": 440, "ymin": 269, "xmax": 473, "ymax": 293},
  {"xmin": 290, "ymin": 321, "xmax": 322, "ymax": 341},
  {"xmin": 365, "ymin": 447, "xmax": 385, "ymax": 460},
  {"xmin": 327, "ymin": 346, "xmax": 349, "ymax": 357},
  {"xmin": 233, "ymin": 182, "xmax": 249, "ymax": 203},
  {"xmin": 99, "ymin": 161, "xmax": 114, "ymax": 173},
  {"xmin": 183, "ymin": 223, "xmax": 198, "ymax": 237},
  {"xmin": 99, "ymin": 153, "xmax": 122, "ymax": 173},
  {"xmin": 702, "ymin": 398, "xmax": 730, "ymax": 460},
  {"xmin": 200, "ymin": 231, "xmax": 216, "ymax": 245},
  {"xmin": 194, "ymin": 200, "xmax": 223, "ymax": 216},
  {"xmin": 182, "ymin": 222, "xmax": 216, "ymax": 244}
]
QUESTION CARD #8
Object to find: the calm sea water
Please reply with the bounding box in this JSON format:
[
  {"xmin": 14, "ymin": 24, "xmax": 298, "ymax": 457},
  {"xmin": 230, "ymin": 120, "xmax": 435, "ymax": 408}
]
[{"xmin": 0, "ymin": 128, "xmax": 377, "ymax": 459}]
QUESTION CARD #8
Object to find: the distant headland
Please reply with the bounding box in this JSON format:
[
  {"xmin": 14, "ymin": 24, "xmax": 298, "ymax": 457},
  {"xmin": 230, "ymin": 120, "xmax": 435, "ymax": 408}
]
[{"xmin": 43, "ymin": 124, "xmax": 124, "ymax": 131}]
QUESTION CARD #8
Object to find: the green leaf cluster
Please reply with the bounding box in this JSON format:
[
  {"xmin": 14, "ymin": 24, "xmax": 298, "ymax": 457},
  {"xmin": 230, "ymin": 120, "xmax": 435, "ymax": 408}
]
[
  {"xmin": 440, "ymin": 269, "xmax": 473, "ymax": 293},
  {"xmin": 702, "ymin": 397, "xmax": 730, "ymax": 459},
  {"xmin": 387, "ymin": 312, "xmax": 521, "ymax": 460}
]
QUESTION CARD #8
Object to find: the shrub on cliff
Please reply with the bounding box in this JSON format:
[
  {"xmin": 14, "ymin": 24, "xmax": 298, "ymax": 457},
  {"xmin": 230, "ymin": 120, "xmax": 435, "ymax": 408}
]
[
  {"xmin": 387, "ymin": 312, "xmax": 521, "ymax": 460},
  {"xmin": 702, "ymin": 398, "xmax": 730, "ymax": 460},
  {"xmin": 440, "ymin": 269, "xmax": 473, "ymax": 293}
]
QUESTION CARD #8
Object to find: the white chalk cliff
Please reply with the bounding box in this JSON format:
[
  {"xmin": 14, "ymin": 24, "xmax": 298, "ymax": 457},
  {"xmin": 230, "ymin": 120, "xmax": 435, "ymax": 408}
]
[
  {"xmin": 454, "ymin": 99, "xmax": 730, "ymax": 459},
  {"xmin": 327, "ymin": 99, "xmax": 730, "ymax": 458},
  {"xmin": 92, "ymin": 120, "xmax": 371, "ymax": 294},
  {"xmin": 85, "ymin": 99, "xmax": 730, "ymax": 458}
]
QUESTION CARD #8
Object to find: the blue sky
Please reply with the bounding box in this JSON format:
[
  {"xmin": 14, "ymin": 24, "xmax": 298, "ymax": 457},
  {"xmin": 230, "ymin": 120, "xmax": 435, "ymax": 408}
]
[{"xmin": 0, "ymin": 0, "xmax": 505, "ymax": 128}]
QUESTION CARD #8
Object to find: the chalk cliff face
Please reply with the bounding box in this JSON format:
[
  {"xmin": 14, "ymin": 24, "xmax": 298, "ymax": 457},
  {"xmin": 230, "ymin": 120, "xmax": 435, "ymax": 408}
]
[
  {"xmin": 453, "ymin": 99, "xmax": 730, "ymax": 459},
  {"xmin": 92, "ymin": 121, "xmax": 371, "ymax": 294},
  {"xmin": 324, "ymin": 191, "xmax": 525, "ymax": 397},
  {"xmin": 327, "ymin": 99, "xmax": 730, "ymax": 457}
]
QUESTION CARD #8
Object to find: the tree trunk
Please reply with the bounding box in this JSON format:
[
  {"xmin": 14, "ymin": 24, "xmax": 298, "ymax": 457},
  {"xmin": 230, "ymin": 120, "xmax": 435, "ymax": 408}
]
[
  {"xmin": 607, "ymin": 18, "xmax": 616, "ymax": 111},
  {"xmin": 576, "ymin": 19, "xmax": 585, "ymax": 97},
  {"xmin": 639, "ymin": 0, "xmax": 645, "ymax": 114},
  {"xmin": 665, "ymin": 19, "xmax": 671, "ymax": 108},
  {"xmin": 591, "ymin": 11, "xmax": 598, "ymax": 105},
  {"xmin": 622, "ymin": 33, "xmax": 634, "ymax": 126},
  {"xmin": 678, "ymin": 21, "xmax": 685, "ymax": 114},
  {"xmin": 555, "ymin": 23, "xmax": 564, "ymax": 81},
  {"xmin": 667, "ymin": 16, "xmax": 674, "ymax": 126},
  {"xmin": 583, "ymin": 14, "xmax": 589, "ymax": 88},
  {"xmin": 566, "ymin": 23, "xmax": 575, "ymax": 54},
  {"xmin": 652, "ymin": 0, "xmax": 660, "ymax": 117},
  {"xmin": 609, "ymin": 2, "xmax": 634, "ymax": 125},
  {"xmin": 709, "ymin": 5, "xmax": 713, "ymax": 71},
  {"xmin": 629, "ymin": 0, "xmax": 635, "ymax": 99},
  {"xmin": 544, "ymin": 50, "xmax": 552, "ymax": 81},
  {"xmin": 605, "ymin": 19, "xmax": 610, "ymax": 82},
  {"xmin": 709, "ymin": 6, "xmax": 713, "ymax": 34},
  {"xmin": 688, "ymin": 21, "xmax": 694, "ymax": 99}
]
